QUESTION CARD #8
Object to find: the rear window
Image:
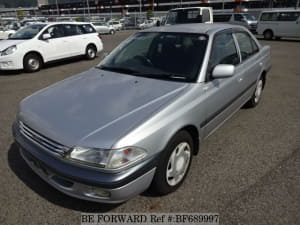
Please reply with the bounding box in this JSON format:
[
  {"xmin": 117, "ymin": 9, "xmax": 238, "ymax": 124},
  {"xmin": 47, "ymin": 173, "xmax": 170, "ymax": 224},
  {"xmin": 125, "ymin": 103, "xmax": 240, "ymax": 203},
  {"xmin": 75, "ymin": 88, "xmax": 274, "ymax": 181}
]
[{"xmin": 79, "ymin": 24, "xmax": 96, "ymax": 34}]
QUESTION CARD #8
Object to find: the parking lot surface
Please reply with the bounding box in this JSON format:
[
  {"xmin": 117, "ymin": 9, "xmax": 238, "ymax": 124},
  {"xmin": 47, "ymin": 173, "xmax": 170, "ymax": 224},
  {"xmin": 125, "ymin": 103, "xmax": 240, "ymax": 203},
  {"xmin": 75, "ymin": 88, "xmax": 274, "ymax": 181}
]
[{"xmin": 0, "ymin": 31, "xmax": 299, "ymax": 225}]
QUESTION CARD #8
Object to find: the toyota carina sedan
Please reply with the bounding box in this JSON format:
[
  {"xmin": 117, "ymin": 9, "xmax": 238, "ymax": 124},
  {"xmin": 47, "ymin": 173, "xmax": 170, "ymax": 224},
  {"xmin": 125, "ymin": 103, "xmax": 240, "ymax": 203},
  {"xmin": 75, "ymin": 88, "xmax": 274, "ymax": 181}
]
[{"xmin": 13, "ymin": 24, "xmax": 271, "ymax": 203}]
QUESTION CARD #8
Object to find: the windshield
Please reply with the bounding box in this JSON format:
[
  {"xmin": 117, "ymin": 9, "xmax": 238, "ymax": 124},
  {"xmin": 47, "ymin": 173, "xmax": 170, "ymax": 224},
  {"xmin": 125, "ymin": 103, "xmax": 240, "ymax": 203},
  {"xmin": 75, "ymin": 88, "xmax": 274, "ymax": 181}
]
[
  {"xmin": 99, "ymin": 32, "xmax": 208, "ymax": 82},
  {"xmin": 9, "ymin": 24, "xmax": 46, "ymax": 40},
  {"xmin": 166, "ymin": 9, "xmax": 202, "ymax": 25},
  {"xmin": 243, "ymin": 14, "xmax": 256, "ymax": 21}
]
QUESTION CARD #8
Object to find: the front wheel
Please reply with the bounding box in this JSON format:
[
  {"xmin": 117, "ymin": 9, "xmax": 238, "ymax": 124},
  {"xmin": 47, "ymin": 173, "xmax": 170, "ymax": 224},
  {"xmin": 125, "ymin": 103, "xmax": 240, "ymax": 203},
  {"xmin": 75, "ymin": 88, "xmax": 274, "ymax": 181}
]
[
  {"xmin": 245, "ymin": 77, "xmax": 264, "ymax": 108},
  {"xmin": 23, "ymin": 53, "xmax": 42, "ymax": 72},
  {"xmin": 150, "ymin": 131, "xmax": 193, "ymax": 195},
  {"xmin": 263, "ymin": 30, "xmax": 273, "ymax": 40},
  {"xmin": 86, "ymin": 45, "xmax": 97, "ymax": 60}
]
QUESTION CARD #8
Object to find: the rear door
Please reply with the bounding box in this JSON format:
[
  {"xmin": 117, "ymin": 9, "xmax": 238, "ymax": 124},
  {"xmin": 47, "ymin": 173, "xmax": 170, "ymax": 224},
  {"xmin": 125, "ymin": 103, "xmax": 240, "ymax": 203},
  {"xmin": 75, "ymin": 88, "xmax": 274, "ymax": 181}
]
[
  {"xmin": 62, "ymin": 24, "xmax": 83, "ymax": 56},
  {"xmin": 202, "ymin": 31, "xmax": 242, "ymax": 137},
  {"xmin": 233, "ymin": 31, "xmax": 262, "ymax": 98}
]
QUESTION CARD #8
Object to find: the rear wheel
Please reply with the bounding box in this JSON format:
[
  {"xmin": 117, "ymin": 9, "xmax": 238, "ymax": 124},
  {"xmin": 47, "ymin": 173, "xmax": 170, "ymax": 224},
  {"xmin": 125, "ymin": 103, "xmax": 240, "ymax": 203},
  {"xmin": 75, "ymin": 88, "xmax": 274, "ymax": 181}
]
[
  {"xmin": 23, "ymin": 53, "xmax": 42, "ymax": 72},
  {"xmin": 245, "ymin": 77, "xmax": 264, "ymax": 108},
  {"xmin": 86, "ymin": 45, "xmax": 97, "ymax": 60},
  {"xmin": 263, "ymin": 30, "xmax": 273, "ymax": 40},
  {"xmin": 109, "ymin": 29, "xmax": 115, "ymax": 35},
  {"xmin": 150, "ymin": 131, "xmax": 193, "ymax": 195}
]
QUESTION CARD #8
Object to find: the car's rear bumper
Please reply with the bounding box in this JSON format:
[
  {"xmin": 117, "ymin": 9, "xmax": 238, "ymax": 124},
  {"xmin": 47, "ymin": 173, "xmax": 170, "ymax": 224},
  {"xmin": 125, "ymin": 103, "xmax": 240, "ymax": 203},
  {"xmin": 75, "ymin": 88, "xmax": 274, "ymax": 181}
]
[{"xmin": 12, "ymin": 122, "xmax": 158, "ymax": 203}]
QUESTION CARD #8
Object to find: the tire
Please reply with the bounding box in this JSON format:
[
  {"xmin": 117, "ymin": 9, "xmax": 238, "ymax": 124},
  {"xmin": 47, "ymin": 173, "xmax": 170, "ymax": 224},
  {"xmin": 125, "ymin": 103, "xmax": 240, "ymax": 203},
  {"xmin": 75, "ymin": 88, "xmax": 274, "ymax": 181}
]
[
  {"xmin": 150, "ymin": 130, "xmax": 193, "ymax": 195},
  {"xmin": 85, "ymin": 45, "xmax": 97, "ymax": 60},
  {"xmin": 23, "ymin": 53, "xmax": 42, "ymax": 73},
  {"xmin": 109, "ymin": 29, "xmax": 115, "ymax": 35},
  {"xmin": 245, "ymin": 77, "xmax": 264, "ymax": 108},
  {"xmin": 263, "ymin": 30, "xmax": 273, "ymax": 40}
]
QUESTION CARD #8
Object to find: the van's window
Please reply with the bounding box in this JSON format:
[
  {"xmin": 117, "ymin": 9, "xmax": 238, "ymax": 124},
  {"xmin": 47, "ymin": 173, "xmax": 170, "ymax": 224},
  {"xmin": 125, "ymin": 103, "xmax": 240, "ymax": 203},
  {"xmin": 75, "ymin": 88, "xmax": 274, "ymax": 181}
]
[
  {"xmin": 278, "ymin": 12, "xmax": 300, "ymax": 21},
  {"xmin": 260, "ymin": 12, "xmax": 279, "ymax": 21},
  {"xmin": 9, "ymin": 24, "xmax": 46, "ymax": 40},
  {"xmin": 235, "ymin": 32, "xmax": 257, "ymax": 61},
  {"xmin": 64, "ymin": 24, "xmax": 81, "ymax": 36},
  {"xmin": 234, "ymin": 14, "xmax": 244, "ymax": 21},
  {"xmin": 202, "ymin": 9, "xmax": 210, "ymax": 22},
  {"xmin": 79, "ymin": 24, "xmax": 96, "ymax": 34},
  {"xmin": 213, "ymin": 14, "xmax": 231, "ymax": 22},
  {"xmin": 166, "ymin": 9, "xmax": 202, "ymax": 25},
  {"xmin": 209, "ymin": 33, "xmax": 239, "ymax": 74}
]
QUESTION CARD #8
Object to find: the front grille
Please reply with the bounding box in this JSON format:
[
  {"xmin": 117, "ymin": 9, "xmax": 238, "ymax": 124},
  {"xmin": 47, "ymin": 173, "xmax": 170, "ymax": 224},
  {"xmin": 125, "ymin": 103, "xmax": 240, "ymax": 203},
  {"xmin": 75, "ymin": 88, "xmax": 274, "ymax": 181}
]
[{"xmin": 19, "ymin": 121, "xmax": 68, "ymax": 155}]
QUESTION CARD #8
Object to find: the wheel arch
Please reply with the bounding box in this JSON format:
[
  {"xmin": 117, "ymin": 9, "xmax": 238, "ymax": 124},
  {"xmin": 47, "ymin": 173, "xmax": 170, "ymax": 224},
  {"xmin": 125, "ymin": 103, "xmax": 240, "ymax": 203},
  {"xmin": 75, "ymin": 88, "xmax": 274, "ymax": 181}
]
[
  {"xmin": 86, "ymin": 43, "xmax": 97, "ymax": 52},
  {"xmin": 23, "ymin": 51, "xmax": 44, "ymax": 65}
]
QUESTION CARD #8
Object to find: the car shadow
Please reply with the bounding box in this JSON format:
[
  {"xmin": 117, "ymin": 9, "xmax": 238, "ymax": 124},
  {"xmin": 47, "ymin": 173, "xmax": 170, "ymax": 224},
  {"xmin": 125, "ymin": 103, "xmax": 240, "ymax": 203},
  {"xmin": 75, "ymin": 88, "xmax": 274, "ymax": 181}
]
[
  {"xmin": 0, "ymin": 56, "xmax": 100, "ymax": 76},
  {"xmin": 7, "ymin": 142, "xmax": 121, "ymax": 212}
]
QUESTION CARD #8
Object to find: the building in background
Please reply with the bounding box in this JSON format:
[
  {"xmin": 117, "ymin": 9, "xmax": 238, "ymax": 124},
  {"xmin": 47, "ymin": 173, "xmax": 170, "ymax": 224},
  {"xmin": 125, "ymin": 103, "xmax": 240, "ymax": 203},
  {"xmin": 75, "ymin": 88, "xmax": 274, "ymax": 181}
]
[{"xmin": 38, "ymin": 0, "xmax": 49, "ymax": 7}]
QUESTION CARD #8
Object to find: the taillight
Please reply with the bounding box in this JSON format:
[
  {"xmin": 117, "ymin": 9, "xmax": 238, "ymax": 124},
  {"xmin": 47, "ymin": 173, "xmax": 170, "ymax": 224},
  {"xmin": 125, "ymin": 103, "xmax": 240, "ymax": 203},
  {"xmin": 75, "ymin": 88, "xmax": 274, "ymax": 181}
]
[{"xmin": 98, "ymin": 34, "xmax": 102, "ymax": 40}]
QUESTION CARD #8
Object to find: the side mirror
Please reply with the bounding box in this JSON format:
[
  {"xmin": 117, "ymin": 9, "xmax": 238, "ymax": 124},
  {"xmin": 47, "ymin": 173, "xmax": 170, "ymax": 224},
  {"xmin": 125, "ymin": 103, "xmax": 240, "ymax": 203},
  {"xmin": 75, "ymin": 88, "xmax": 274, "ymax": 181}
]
[
  {"xmin": 212, "ymin": 64, "xmax": 235, "ymax": 78},
  {"xmin": 42, "ymin": 33, "xmax": 51, "ymax": 40}
]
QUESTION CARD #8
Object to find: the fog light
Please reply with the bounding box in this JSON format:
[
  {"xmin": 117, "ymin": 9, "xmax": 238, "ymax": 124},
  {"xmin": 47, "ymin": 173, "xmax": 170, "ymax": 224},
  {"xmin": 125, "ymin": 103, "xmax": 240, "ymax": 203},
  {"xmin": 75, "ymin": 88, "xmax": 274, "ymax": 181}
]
[
  {"xmin": 0, "ymin": 61, "xmax": 13, "ymax": 68},
  {"xmin": 85, "ymin": 188, "xmax": 111, "ymax": 198}
]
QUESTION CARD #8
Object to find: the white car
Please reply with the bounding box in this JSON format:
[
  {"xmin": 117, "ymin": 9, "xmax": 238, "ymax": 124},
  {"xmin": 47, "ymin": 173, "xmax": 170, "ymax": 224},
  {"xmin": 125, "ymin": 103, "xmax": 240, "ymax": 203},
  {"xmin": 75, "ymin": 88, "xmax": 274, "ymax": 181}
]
[
  {"xmin": 0, "ymin": 22, "xmax": 103, "ymax": 72},
  {"xmin": 138, "ymin": 19, "xmax": 156, "ymax": 29},
  {"xmin": 92, "ymin": 22, "xmax": 115, "ymax": 35},
  {"xmin": 107, "ymin": 21, "xmax": 122, "ymax": 31},
  {"xmin": 0, "ymin": 27, "xmax": 16, "ymax": 40}
]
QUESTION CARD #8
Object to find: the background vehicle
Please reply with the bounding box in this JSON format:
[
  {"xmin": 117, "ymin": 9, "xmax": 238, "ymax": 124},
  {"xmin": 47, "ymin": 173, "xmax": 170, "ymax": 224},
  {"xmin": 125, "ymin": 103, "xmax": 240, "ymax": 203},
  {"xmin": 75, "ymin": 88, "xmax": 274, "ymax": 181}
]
[
  {"xmin": 13, "ymin": 24, "xmax": 271, "ymax": 203},
  {"xmin": 107, "ymin": 21, "xmax": 123, "ymax": 31},
  {"xmin": 92, "ymin": 22, "xmax": 116, "ymax": 34},
  {"xmin": 138, "ymin": 19, "xmax": 156, "ymax": 29},
  {"xmin": 213, "ymin": 13, "xmax": 257, "ymax": 33},
  {"xmin": 165, "ymin": 7, "xmax": 213, "ymax": 25},
  {"xmin": 0, "ymin": 22, "xmax": 103, "ymax": 72},
  {"xmin": 0, "ymin": 26, "xmax": 16, "ymax": 39},
  {"xmin": 257, "ymin": 9, "xmax": 300, "ymax": 39}
]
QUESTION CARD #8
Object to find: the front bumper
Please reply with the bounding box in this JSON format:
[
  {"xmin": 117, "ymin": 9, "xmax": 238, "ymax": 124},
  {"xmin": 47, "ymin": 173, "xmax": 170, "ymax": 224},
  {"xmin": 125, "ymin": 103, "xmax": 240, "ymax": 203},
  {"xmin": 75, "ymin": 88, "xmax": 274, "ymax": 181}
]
[
  {"xmin": 13, "ymin": 122, "xmax": 157, "ymax": 203},
  {"xmin": 0, "ymin": 53, "xmax": 23, "ymax": 70}
]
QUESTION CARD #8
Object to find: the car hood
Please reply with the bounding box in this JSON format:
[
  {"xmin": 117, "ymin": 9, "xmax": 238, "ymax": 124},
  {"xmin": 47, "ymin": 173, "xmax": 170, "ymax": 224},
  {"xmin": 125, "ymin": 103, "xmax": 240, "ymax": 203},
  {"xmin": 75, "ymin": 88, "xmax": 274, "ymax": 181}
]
[
  {"xmin": 19, "ymin": 68, "xmax": 189, "ymax": 149},
  {"xmin": 0, "ymin": 39, "xmax": 25, "ymax": 51}
]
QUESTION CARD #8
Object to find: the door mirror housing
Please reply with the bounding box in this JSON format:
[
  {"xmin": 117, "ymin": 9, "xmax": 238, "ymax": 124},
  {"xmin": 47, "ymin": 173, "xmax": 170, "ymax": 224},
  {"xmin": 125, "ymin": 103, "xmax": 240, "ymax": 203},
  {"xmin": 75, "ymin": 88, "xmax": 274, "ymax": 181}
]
[
  {"xmin": 42, "ymin": 33, "xmax": 51, "ymax": 40},
  {"xmin": 212, "ymin": 64, "xmax": 235, "ymax": 78}
]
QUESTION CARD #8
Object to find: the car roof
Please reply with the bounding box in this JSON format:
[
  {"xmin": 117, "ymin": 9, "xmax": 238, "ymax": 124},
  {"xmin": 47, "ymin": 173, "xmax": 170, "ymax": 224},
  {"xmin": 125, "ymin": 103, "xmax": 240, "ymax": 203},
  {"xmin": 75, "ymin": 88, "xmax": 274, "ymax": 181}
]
[
  {"xmin": 143, "ymin": 23, "xmax": 245, "ymax": 35},
  {"xmin": 261, "ymin": 9, "xmax": 300, "ymax": 13}
]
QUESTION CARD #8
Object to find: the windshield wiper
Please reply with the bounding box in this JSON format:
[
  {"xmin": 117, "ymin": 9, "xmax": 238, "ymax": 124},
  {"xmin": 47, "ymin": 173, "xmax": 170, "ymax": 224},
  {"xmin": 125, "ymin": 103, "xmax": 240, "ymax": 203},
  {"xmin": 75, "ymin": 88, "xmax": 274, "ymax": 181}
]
[
  {"xmin": 97, "ymin": 65, "xmax": 139, "ymax": 74},
  {"xmin": 133, "ymin": 72, "xmax": 188, "ymax": 81}
]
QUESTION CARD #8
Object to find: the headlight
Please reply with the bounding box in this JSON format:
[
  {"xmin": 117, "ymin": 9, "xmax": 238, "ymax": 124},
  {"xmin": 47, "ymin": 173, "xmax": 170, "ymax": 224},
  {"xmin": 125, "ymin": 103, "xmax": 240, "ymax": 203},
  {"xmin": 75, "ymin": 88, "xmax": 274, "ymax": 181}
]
[
  {"xmin": 1, "ymin": 45, "xmax": 17, "ymax": 56},
  {"xmin": 66, "ymin": 146, "xmax": 147, "ymax": 169}
]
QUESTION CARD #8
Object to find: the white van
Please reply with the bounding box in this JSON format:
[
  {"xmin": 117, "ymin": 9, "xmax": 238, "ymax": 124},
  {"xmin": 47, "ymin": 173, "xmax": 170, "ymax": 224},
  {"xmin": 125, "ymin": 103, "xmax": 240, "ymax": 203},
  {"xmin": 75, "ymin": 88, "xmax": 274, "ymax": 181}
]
[
  {"xmin": 0, "ymin": 22, "xmax": 103, "ymax": 72},
  {"xmin": 165, "ymin": 7, "xmax": 213, "ymax": 25},
  {"xmin": 257, "ymin": 9, "xmax": 300, "ymax": 39},
  {"xmin": 213, "ymin": 13, "xmax": 257, "ymax": 33}
]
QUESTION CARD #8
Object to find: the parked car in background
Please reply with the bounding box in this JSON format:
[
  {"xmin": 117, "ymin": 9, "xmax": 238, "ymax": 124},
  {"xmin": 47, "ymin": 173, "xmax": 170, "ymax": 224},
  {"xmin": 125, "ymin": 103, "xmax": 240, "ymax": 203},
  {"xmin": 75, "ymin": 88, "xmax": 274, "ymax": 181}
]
[
  {"xmin": 0, "ymin": 22, "xmax": 103, "ymax": 72},
  {"xmin": 138, "ymin": 19, "xmax": 156, "ymax": 29},
  {"xmin": 92, "ymin": 22, "xmax": 116, "ymax": 34},
  {"xmin": 13, "ymin": 24, "xmax": 271, "ymax": 203},
  {"xmin": 213, "ymin": 13, "xmax": 257, "ymax": 33},
  {"xmin": 107, "ymin": 20, "xmax": 123, "ymax": 31},
  {"xmin": 165, "ymin": 7, "xmax": 213, "ymax": 25},
  {"xmin": 0, "ymin": 26, "xmax": 16, "ymax": 39},
  {"xmin": 257, "ymin": 9, "xmax": 300, "ymax": 39}
]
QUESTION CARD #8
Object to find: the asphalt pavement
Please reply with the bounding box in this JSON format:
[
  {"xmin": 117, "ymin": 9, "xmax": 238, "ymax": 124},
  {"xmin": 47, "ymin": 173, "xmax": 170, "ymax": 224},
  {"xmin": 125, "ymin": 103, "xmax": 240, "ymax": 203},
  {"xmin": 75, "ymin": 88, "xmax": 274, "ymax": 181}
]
[{"xmin": 0, "ymin": 31, "xmax": 299, "ymax": 225}]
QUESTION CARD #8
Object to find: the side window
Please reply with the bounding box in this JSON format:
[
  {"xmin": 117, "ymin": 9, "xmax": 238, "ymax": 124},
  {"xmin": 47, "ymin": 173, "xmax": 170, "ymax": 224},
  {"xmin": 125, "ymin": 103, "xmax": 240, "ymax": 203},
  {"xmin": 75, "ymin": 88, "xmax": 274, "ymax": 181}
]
[
  {"xmin": 235, "ymin": 32, "xmax": 258, "ymax": 61},
  {"xmin": 63, "ymin": 24, "xmax": 81, "ymax": 36},
  {"xmin": 209, "ymin": 33, "xmax": 239, "ymax": 74},
  {"xmin": 260, "ymin": 12, "xmax": 279, "ymax": 21},
  {"xmin": 44, "ymin": 25, "xmax": 65, "ymax": 38},
  {"xmin": 278, "ymin": 12, "xmax": 300, "ymax": 21},
  {"xmin": 79, "ymin": 24, "xmax": 96, "ymax": 34},
  {"xmin": 202, "ymin": 9, "xmax": 210, "ymax": 22},
  {"xmin": 234, "ymin": 14, "xmax": 244, "ymax": 21}
]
